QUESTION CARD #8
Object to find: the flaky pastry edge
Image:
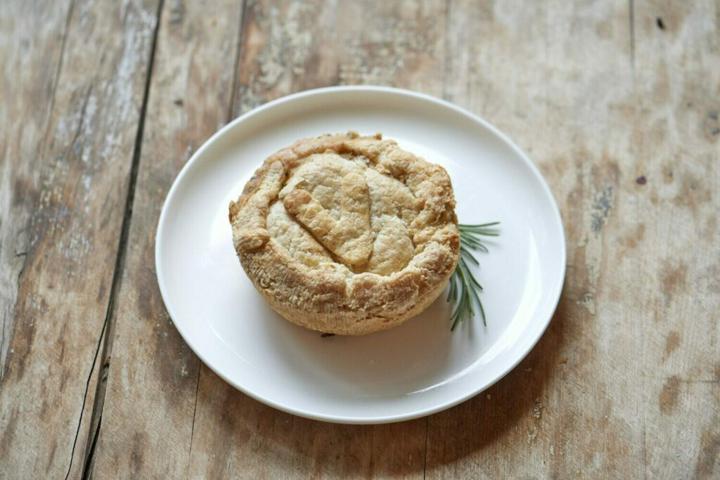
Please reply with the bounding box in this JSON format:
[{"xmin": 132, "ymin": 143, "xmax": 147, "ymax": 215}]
[{"xmin": 228, "ymin": 132, "xmax": 460, "ymax": 335}]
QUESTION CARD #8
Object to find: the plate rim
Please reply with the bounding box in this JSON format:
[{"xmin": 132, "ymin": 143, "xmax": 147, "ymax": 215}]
[{"xmin": 155, "ymin": 85, "xmax": 567, "ymax": 424}]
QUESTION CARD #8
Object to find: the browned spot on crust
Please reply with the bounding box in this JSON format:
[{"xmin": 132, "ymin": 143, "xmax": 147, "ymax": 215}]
[
  {"xmin": 660, "ymin": 261, "xmax": 688, "ymax": 304},
  {"xmin": 658, "ymin": 376, "xmax": 680, "ymax": 414},
  {"xmin": 663, "ymin": 331, "xmax": 680, "ymax": 360}
]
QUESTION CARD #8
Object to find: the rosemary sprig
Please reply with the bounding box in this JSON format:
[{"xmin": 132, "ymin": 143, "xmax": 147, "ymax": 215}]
[{"xmin": 448, "ymin": 222, "xmax": 500, "ymax": 330}]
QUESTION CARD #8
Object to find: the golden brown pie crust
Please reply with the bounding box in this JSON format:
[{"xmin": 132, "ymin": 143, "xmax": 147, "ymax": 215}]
[{"xmin": 229, "ymin": 132, "xmax": 460, "ymax": 335}]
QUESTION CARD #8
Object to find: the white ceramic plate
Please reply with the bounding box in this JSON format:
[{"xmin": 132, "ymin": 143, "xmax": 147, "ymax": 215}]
[{"xmin": 156, "ymin": 86, "xmax": 565, "ymax": 424}]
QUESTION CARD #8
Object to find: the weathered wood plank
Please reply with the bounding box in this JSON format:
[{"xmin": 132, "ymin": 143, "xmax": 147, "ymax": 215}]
[
  {"xmin": 0, "ymin": 0, "xmax": 161, "ymax": 477},
  {"xmin": 0, "ymin": 3, "xmax": 75, "ymax": 476},
  {"xmin": 234, "ymin": 0, "xmax": 448, "ymax": 114},
  {"xmin": 633, "ymin": 1, "xmax": 719, "ymax": 478},
  {"xmin": 90, "ymin": 0, "xmax": 244, "ymax": 477},
  {"xmin": 187, "ymin": 369, "xmax": 427, "ymax": 479},
  {"xmin": 428, "ymin": 1, "xmax": 638, "ymax": 476},
  {"xmin": 427, "ymin": 0, "xmax": 719, "ymax": 478},
  {"xmin": 0, "ymin": 0, "xmax": 72, "ymax": 379},
  {"xmin": 187, "ymin": 369, "xmax": 428, "ymax": 480}
]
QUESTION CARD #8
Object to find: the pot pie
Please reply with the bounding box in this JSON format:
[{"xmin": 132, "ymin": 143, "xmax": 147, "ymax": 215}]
[{"xmin": 229, "ymin": 132, "xmax": 460, "ymax": 335}]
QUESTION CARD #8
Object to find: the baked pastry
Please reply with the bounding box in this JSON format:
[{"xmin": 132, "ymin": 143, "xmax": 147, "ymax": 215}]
[{"xmin": 229, "ymin": 132, "xmax": 460, "ymax": 335}]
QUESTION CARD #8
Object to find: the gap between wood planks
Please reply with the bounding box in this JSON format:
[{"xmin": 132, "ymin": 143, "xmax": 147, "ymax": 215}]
[
  {"xmin": 226, "ymin": 0, "xmax": 249, "ymax": 135},
  {"xmin": 72, "ymin": 0, "xmax": 254, "ymax": 476},
  {"xmin": 60, "ymin": 1, "xmax": 166, "ymax": 478}
]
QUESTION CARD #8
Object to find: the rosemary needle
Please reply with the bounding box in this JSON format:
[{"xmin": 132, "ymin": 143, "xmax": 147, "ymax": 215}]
[{"xmin": 448, "ymin": 222, "xmax": 500, "ymax": 330}]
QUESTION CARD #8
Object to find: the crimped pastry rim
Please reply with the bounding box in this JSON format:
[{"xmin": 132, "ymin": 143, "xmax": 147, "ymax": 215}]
[{"xmin": 229, "ymin": 132, "xmax": 460, "ymax": 335}]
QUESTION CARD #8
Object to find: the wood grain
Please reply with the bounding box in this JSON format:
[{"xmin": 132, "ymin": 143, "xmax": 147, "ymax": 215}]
[
  {"xmin": 427, "ymin": 1, "xmax": 719, "ymax": 478},
  {"xmin": 90, "ymin": 0, "xmax": 244, "ymax": 477},
  {"xmin": 0, "ymin": 3, "xmax": 74, "ymax": 476},
  {"xmin": 428, "ymin": 1, "xmax": 640, "ymax": 478},
  {"xmin": 632, "ymin": 1, "xmax": 719, "ymax": 478},
  {"xmin": 234, "ymin": 0, "xmax": 449, "ymax": 116},
  {"xmin": 0, "ymin": 0, "xmax": 160, "ymax": 477},
  {"xmin": 0, "ymin": 0, "xmax": 717, "ymax": 478},
  {"xmin": 0, "ymin": 0, "xmax": 72, "ymax": 378}
]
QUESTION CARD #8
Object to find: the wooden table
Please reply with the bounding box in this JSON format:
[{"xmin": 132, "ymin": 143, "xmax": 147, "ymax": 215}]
[{"xmin": 1, "ymin": 1, "xmax": 718, "ymax": 478}]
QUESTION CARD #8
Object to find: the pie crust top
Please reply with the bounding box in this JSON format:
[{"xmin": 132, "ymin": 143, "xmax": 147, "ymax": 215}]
[{"xmin": 229, "ymin": 132, "xmax": 460, "ymax": 335}]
